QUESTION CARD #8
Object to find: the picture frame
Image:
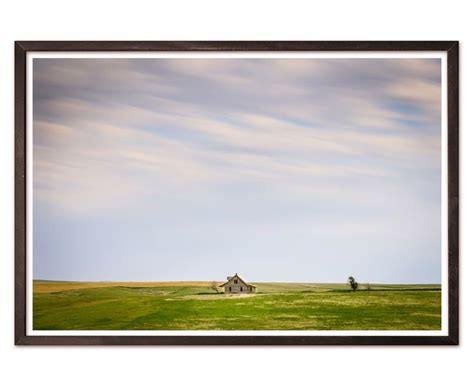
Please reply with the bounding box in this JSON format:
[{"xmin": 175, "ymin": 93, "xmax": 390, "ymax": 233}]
[{"xmin": 15, "ymin": 41, "xmax": 459, "ymax": 345}]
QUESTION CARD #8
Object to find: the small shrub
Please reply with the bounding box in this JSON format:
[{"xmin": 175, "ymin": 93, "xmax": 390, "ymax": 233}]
[{"xmin": 347, "ymin": 276, "xmax": 358, "ymax": 291}]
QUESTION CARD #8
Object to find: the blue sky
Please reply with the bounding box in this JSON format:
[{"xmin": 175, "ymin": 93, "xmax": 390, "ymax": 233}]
[{"xmin": 33, "ymin": 57, "xmax": 442, "ymax": 283}]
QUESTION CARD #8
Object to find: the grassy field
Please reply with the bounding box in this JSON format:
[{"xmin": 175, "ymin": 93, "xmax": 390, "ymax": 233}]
[{"xmin": 33, "ymin": 281, "xmax": 441, "ymax": 330}]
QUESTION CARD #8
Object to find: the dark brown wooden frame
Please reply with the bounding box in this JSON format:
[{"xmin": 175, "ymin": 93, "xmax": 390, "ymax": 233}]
[{"xmin": 15, "ymin": 41, "xmax": 459, "ymax": 346}]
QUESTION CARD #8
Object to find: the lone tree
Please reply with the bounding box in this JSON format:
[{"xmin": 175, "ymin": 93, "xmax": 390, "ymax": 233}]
[
  {"xmin": 347, "ymin": 276, "xmax": 358, "ymax": 292},
  {"xmin": 209, "ymin": 281, "xmax": 220, "ymax": 294}
]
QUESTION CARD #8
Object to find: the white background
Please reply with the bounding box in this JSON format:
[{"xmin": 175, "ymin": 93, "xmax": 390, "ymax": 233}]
[{"xmin": 0, "ymin": 1, "xmax": 471, "ymax": 378}]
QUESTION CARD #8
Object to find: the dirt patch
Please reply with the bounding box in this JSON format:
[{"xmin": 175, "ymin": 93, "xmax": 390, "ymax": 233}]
[{"xmin": 180, "ymin": 293, "xmax": 259, "ymax": 301}]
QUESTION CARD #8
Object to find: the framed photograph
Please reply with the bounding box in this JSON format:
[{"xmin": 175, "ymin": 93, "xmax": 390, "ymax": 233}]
[{"xmin": 15, "ymin": 41, "xmax": 459, "ymax": 345}]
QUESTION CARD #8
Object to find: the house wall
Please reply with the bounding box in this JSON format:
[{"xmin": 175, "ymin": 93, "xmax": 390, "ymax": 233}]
[{"xmin": 224, "ymin": 285, "xmax": 253, "ymax": 294}]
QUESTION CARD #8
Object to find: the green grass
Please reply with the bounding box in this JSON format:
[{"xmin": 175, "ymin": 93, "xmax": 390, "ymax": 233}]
[{"xmin": 33, "ymin": 281, "xmax": 441, "ymax": 330}]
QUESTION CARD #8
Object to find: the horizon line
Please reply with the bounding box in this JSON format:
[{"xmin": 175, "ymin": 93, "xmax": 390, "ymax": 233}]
[{"xmin": 33, "ymin": 278, "xmax": 441, "ymax": 285}]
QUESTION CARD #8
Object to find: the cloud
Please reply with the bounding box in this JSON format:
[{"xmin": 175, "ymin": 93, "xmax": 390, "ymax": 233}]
[{"xmin": 32, "ymin": 57, "xmax": 441, "ymax": 217}]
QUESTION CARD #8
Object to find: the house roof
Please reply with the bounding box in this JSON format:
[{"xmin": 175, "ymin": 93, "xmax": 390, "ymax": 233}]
[{"xmin": 219, "ymin": 273, "xmax": 256, "ymax": 288}]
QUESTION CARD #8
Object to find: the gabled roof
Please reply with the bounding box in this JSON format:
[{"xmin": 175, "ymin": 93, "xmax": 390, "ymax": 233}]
[{"xmin": 219, "ymin": 273, "xmax": 256, "ymax": 288}]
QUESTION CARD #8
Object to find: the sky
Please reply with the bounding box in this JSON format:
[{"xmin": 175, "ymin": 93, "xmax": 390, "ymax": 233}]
[{"xmin": 32, "ymin": 57, "xmax": 442, "ymax": 284}]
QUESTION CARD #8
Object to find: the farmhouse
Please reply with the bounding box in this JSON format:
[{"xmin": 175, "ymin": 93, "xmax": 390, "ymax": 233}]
[{"xmin": 220, "ymin": 273, "xmax": 256, "ymax": 294}]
